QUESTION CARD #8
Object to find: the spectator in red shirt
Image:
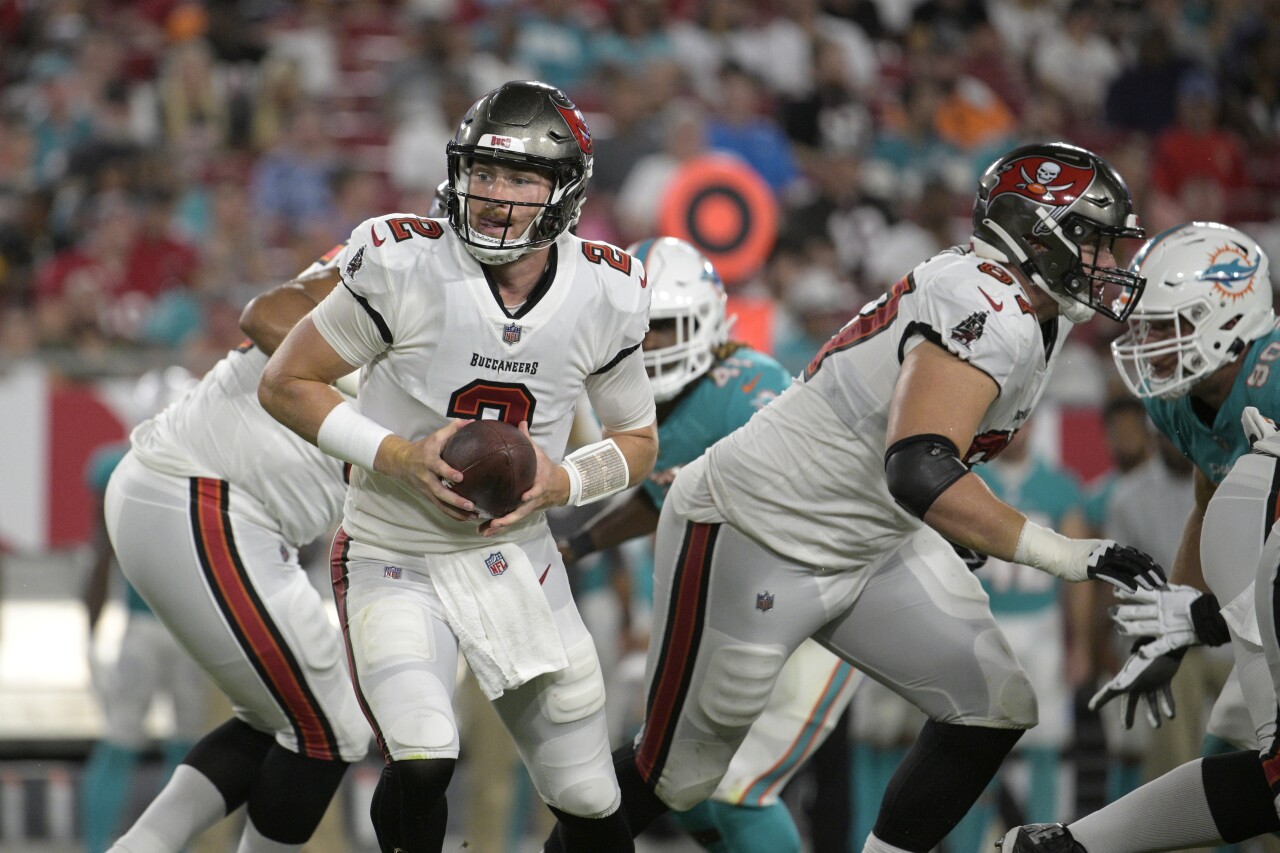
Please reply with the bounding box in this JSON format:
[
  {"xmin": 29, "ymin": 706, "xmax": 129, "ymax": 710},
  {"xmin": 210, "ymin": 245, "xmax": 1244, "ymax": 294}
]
[
  {"xmin": 1150, "ymin": 71, "xmax": 1249, "ymax": 215},
  {"xmin": 34, "ymin": 188, "xmax": 198, "ymax": 348}
]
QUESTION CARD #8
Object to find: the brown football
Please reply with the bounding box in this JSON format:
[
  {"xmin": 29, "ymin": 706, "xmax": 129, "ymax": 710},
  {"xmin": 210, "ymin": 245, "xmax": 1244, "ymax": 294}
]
[{"xmin": 440, "ymin": 420, "xmax": 537, "ymax": 517}]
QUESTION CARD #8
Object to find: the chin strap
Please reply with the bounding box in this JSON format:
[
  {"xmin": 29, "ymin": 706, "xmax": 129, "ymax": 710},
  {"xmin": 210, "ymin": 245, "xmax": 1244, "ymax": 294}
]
[{"xmin": 974, "ymin": 225, "xmax": 1096, "ymax": 324}]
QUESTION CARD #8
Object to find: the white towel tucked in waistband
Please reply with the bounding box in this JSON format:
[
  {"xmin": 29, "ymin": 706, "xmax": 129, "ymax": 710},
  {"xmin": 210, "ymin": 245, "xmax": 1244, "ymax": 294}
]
[{"xmin": 429, "ymin": 544, "xmax": 567, "ymax": 700}]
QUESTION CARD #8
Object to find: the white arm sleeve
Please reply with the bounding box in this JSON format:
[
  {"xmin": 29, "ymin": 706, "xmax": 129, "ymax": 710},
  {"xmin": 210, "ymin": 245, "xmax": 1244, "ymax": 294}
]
[
  {"xmin": 583, "ymin": 347, "xmax": 656, "ymax": 433},
  {"xmin": 311, "ymin": 282, "xmax": 391, "ymax": 367}
]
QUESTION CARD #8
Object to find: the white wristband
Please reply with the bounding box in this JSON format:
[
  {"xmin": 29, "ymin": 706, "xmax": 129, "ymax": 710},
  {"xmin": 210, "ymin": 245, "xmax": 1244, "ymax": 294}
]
[
  {"xmin": 560, "ymin": 438, "xmax": 629, "ymax": 506},
  {"xmin": 316, "ymin": 401, "xmax": 393, "ymax": 471},
  {"xmin": 1012, "ymin": 520, "xmax": 1097, "ymax": 582}
]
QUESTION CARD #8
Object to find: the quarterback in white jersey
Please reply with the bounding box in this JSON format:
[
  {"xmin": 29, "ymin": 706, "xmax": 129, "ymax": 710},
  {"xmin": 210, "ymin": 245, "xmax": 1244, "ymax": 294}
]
[
  {"xmin": 552, "ymin": 143, "xmax": 1166, "ymax": 853},
  {"xmin": 260, "ymin": 81, "xmax": 658, "ymax": 853},
  {"xmin": 102, "ymin": 254, "xmax": 370, "ymax": 853}
]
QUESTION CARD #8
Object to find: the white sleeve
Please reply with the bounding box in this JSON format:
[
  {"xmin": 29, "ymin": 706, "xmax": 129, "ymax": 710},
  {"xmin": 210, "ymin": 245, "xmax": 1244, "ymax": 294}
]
[
  {"xmin": 584, "ymin": 347, "xmax": 657, "ymax": 433},
  {"xmin": 311, "ymin": 281, "xmax": 390, "ymax": 367},
  {"xmin": 907, "ymin": 280, "xmax": 1031, "ymax": 393},
  {"xmin": 310, "ymin": 223, "xmax": 400, "ymax": 366}
]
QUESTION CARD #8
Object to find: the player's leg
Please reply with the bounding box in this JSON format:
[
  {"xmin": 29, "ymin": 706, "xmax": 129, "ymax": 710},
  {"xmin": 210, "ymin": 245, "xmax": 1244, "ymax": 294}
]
[
  {"xmin": 491, "ymin": 538, "xmax": 632, "ymax": 852},
  {"xmin": 1000, "ymin": 458, "xmax": 1280, "ymax": 853},
  {"xmin": 161, "ymin": 620, "xmax": 210, "ymax": 774},
  {"xmin": 817, "ymin": 528, "xmax": 1035, "ymax": 853},
  {"xmin": 83, "ymin": 612, "xmax": 164, "ymax": 852},
  {"xmin": 335, "ymin": 534, "xmax": 470, "ymax": 852},
  {"xmin": 850, "ymin": 678, "xmax": 926, "ymax": 849},
  {"xmin": 669, "ymin": 638, "xmax": 862, "ymax": 852},
  {"xmin": 105, "ymin": 460, "xmax": 366, "ymax": 851},
  {"xmin": 604, "ymin": 508, "xmax": 834, "ymax": 846}
]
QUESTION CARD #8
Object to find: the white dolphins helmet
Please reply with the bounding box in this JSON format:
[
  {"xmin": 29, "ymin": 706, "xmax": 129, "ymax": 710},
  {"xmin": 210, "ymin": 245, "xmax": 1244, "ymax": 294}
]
[
  {"xmin": 626, "ymin": 237, "xmax": 731, "ymax": 402},
  {"xmin": 1112, "ymin": 222, "xmax": 1275, "ymax": 399}
]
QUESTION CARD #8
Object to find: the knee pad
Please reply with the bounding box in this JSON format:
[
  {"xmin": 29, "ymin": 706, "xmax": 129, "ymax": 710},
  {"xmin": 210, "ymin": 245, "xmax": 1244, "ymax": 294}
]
[
  {"xmin": 697, "ymin": 645, "xmax": 786, "ymax": 730},
  {"xmin": 380, "ymin": 703, "xmax": 457, "ymax": 759},
  {"xmin": 975, "ymin": 630, "xmax": 1038, "ymax": 729},
  {"xmin": 664, "ymin": 777, "xmax": 722, "ymax": 813},
  {"xmin": 552, "ymin": 775, "xmax": 622, "ymax": 818},
  {"xmin": 991, "ymin": 668, "xmax": 1037, "ymax": 730},
  {"xmin": 542, "ymin": 635, "xmax": 606, "ymax": 725}
]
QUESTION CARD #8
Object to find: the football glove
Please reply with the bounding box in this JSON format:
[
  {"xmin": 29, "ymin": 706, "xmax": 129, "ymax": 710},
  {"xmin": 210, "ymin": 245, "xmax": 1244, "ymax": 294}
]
[
  {"xmin": 1085, "ymin": 542, "xmax": 1167, "ymax": 593},
  {"xmin": 1089, "ymin": 637, "xmax": 1187, "ymax": 729},
  {"xmin": 1243, "ymin": 405, "xmax": 1279, "ymax": 446},
  {"xmin": 1110, "ymin": 584, "xmax": 1231, "ymax": 647}
]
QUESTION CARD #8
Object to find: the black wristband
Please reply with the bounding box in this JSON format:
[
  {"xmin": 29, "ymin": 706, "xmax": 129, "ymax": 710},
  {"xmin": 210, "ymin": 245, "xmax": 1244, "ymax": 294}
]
[
  {"xmin": 1190, "ymin": 593, "xmax": 1231, "ymax": 647},
  {"xmin": 566, "ymin": 531, "xmax": 596, "ymax": 564}
]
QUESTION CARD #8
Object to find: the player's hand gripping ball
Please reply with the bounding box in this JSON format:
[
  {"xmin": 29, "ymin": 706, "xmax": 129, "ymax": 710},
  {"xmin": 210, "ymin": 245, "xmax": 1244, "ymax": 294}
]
[{"xmin": 441, "ymin": 420, "xmax": 537, "ymax": 518}]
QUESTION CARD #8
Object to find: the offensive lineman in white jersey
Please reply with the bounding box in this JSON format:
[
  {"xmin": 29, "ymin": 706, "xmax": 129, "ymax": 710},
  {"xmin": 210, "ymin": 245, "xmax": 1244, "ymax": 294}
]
[
  {"xmin": 543, "ymin": 142, "xmax": 1167, "ymax": 853},
  {"xmin": 102, "ymin": 253, "xmax": 370, "ymax": 852},
  {"xmin": 259, "ymin": 81, "xmax": 658, "ymax": 852}
]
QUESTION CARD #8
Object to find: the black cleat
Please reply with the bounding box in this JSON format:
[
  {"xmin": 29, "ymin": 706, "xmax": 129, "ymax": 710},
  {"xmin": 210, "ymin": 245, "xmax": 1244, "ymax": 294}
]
[{"xmin": 996, "ymin": 823, "xmax": 1086, "ymax": 852}]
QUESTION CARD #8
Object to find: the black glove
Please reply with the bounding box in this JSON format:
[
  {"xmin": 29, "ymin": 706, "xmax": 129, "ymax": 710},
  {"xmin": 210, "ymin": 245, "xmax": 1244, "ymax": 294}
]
[
  {"xmin": 952, "ymin": 543, "xmax": 989, "ymax": 572},
  {"xmin": 1085, "ymin": 542, "xmax": 1166, "ymax": 593}
]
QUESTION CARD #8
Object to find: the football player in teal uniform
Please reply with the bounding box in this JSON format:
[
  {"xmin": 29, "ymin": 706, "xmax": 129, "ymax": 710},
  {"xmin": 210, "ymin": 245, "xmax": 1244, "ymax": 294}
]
[
  {"xmin": 1001, "ymin": 223, "xmax": 1280, "ymax": 852},
  {"xmin": 557, "ymin": 237, "xmax": 861, "ymax": 853}
]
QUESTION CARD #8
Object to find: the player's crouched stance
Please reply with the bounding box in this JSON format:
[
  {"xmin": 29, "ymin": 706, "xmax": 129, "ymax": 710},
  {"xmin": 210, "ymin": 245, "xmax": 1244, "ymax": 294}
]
[
  {"xmin": 102, "ymin": 264, "xmax": 369, "ymax": 851},
  {"xmin": 545, "ymin": 142, "xmax": 1168, "ymax": 853}
]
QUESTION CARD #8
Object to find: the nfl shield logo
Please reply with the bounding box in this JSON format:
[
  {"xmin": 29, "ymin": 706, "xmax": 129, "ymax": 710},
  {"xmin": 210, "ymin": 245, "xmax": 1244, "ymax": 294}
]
[
  {"xmin": 503, "ymin": 322, "xmax": 522, "ymax": 345},
  {"xmin": 485, "ymin": 552, "xmax": 508, "ymax": 576},
  {"xmin": 384, "ymin": 565, "xmax": 402, "ymax": 580},
  {"xmin": 756, "ymin": 591, "xmax": 775, "ymax": 613}
]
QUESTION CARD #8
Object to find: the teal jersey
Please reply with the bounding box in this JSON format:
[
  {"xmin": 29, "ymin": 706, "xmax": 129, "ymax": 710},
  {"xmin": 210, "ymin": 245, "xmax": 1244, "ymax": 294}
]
[
  {"xmin": 1146, "ymin": 327, "xmax": 1280, "ymax": 483},
  {"xmin": 85, "ymin": 443, "xmax": 151, "ymax": 615},
  {"xmin": 975, "ymin": 458, "xmax": 1084, "ymax": 614},
  {"xmin": 643, "ymin": 347, "xmax": 792, "ymax": 510},
  {"xmin": 1081, "ymin": 473, "xmax": 1115, "ymax": 533},
  {"xmin": 589, "ymin": 347, "xmax": 790, "ymax": 605}
]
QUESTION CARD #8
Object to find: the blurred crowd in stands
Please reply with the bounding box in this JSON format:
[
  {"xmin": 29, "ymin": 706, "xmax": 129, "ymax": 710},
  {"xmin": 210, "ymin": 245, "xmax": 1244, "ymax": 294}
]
[{"xmin": 1, "ymin": 0, "xmax": 1279, "ymax": 380}]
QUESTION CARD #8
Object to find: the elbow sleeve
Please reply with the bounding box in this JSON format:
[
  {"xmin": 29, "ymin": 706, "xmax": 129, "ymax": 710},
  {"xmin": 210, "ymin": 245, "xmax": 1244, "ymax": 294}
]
[{"xmin": 884, "ymin": 434, "xmax": 969, "ymax": 519}]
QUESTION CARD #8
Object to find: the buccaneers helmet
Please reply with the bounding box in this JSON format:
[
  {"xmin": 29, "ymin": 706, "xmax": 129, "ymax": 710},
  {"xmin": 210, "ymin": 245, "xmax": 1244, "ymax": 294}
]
[
  {"xmin": 626, "ymin": 237, "xmax": 731, "ymax": 402},
  {"xmin": 446, "ymin": 80, "xmax": 593, "ymax": 265},
  {"xmin": 1112, "ymin": 222, "xmax": 1274, "ymax": 399},
  {"xmin": 972, "ymin": 142, "xmax": 1146, "ymax": 323}
]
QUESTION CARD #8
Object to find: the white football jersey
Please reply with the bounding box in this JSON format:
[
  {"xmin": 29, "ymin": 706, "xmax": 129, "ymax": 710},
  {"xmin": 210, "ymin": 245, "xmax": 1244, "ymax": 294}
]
[
  {"xmin": 670, "ymin": 247, "xmax": 1071, "ymax": 572},
  {"xmin": 131, "ymin": 345, "xmax": 348, "ymax": 547},
  {"xmin": 311, "ymin": 215, "xmax": 651, "ymax": 555}
]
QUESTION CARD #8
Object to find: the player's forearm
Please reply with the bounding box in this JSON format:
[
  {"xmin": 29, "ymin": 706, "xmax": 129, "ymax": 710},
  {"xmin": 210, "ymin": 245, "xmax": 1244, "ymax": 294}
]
[
  {"xmin": 1169, "ymin": 508, "xmax": 1208, "ymax": 591},
  {"xmin": 258, "ymin": 368, "xmax": 345, "ymax": 445},
  {"xmin": 1170, "ymin": 471, "xmax": 1214, "ymax": 590},
  {"xmin": 604, "ymin": 423, "xmax": 659, "ymax": 488},
  {"xmin": 923, "ymin": 472, "xmax": 1027, "ymax": 560},
  {"xmin": 566, "ymin": 491, "xmax": 660, "ymax": 560}
]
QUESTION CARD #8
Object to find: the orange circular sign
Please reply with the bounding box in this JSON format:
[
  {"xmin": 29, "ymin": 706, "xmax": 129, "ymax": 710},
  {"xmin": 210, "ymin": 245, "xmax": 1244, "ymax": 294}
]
[{"xmin": 658, "ymin": 155, "xmax": 778, "ymax": 286}]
